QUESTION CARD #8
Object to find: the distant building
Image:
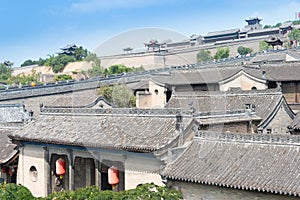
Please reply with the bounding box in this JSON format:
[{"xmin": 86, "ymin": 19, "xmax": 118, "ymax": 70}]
[{"xmin": 58, "ymin": 44, "xmax": 78, "ymax": 56}]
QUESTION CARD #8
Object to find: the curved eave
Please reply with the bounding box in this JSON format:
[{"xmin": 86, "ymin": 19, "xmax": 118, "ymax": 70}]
[
  {"xmin": 9, "ymin": 136, "xmax": 159, "ymax": 153},
  {"xmin": 258, "ymin": 96, "xmax": 295, "ymax": 129},
  {"xmin": 219, "ymin": 70, "xmax": 267, "ymax": 85},
  {"xmin": 0, "ymin": 149, "xmax": 19, "ymax": 165},
  {"xmin": 163, "ymin": 175, "xmax": 300, "ymax": 197}
]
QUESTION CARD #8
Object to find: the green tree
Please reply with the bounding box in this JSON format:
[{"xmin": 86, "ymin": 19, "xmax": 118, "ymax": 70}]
[
  {"xmin": 214, "ymin": 47, "xmax": 230, "ymax": 60},
  {"xmin": 288, "ymin": 28, "xmax": 300, "ymax": 47},
  {"xmin": 237, "ymin": 46, "xmax": 253, "ymax": 55},
  {"xmin": 197, "ymin": 50, "xmax": 212, "ymax": 62},
  {"xmin": 86, "ymin": 53, "xmax": 104, "ymax": 77},
  {"xmin": 45, "ymin": 54, "xmax": 75, "ymax": 73},
  {"xmin": 112, "ymin": 83, "xmax": 136, "ymax": 107},
  {"xmin": 99, "ymin": 83, "xmax": 136, "ymax": 107},
  {"xmin": 7, "ymin": 69, "xmax": 40, "ymax": 85},
  {"xmin": 54, "ymin": 74, "xmax": 73, "ymax": 81},
  {"xmin": 74, "ymin": 46, "xmax": 88, "ymax": 61},
  {"xmin": 259, "ymin": 40, "xmax": 269, "ymax": 51},
  {"xmin": 99, "ymin": 85, "xmax": 114, "ymax": 102},
  {"xmin": 0, "ymin": 62, "xmax": 12, "ymax": 82},
  {"xmin": 103, "ymin": 64, "xmax": 144, "ymax": 75},
  {"xmin": 0, "ymin": 183, "xmax": 34, "ymax": 200},
  {"xmin": 21, "ymin": 59, "xmax": 37, "ymax": 67}
]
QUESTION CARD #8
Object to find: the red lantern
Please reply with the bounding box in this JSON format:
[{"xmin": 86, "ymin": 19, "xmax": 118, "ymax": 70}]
[
  {"xmin": 56, "ymin": 158, "xmax": 66, "ymax": 177},
  {"xmin": 8, "ymin": 168, "xmax": 13, "ymax": 176},
  {"xmin": 1, "ymin": 167, "xmax": 6, "ymax": 174},
  {"xmin": 108, "ymin": 166, "xmax": 119, "ymax": 185}
]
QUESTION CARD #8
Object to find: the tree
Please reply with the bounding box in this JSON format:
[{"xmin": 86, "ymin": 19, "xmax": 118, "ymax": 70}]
[
  {"xmin": 98, "ymin": 85, "xmax": 113, "ymax": 102},
  {"xmin": 214, "ymin": 47, "xmax": 230, "ymax": 60},
  {"xmin": 54, "ymin": 74, "xmax": 73, "ymax": 81},
  {"xmin": 45, "ymin": 54, "xmax": 75, "ymax": 73},
  {"xmin": 21, "ymin": 59, "xmax": 36, "ymax": 67},
  {"xmin": 7, "ymin": 69, "xmax": 40, "ymax": 85},
  {"xmin": 99, "ymin": 83, "xmax": 136, "ymax": 107},
  {"xmin": 0, "ymin": 62, "xmax": 12, "ymax": 81},
  {"xmin": 288, "ymin": 28, "xmax": 300, "ymax": 47},
  {"xmin": 237, "ymin": 46, "xmax": 253, "ymax": 55},
  {"xmin": 259, "ymin": 40, "xmax": 269, "ymax": 51},
  {"xmin": 112, "ymin": 83, "xmax": 136, "ymax": 107},
  {"xmin": 197, "ymin": 50, "xmax": 212, "ymax": 62},
  {"xmin": 86, "ymin": 53, "xmax": 104, "ymax": 77},
  {"xmin": 74, "ymin": 46, "xmax": 88, "ymax": 61}
]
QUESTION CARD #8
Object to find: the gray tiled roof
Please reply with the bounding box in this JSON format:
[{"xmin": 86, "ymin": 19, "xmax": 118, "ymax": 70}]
[
  {"xmin": 45, "ymin": 96, "xmax": 113, "ymax": 108},
  {"xmin": 151, "ymin": 67, "xmax": 242, "ymax": 85},
  {"xmin": 162, "ymin": 132, "xmax": 300, "ymax": 197},
  {"xmin": 205, "ymin": 28, "xmax": 240, "ymax": 37},
  {"xmin": 0, "ymin": 129, "xmax": 16, "ymax": 164},
  {"xmin": 288, "ymin": 112, "xmax": 300, "ymax": 131},
  {"xmin": 127, "ymin": 79, "xmax": 149, "ymax": 90},
  {"xmin": 150, "ymin": 60, "xmax": 300, "ymax": 85},
  {"xmin": 10, "ymin": 109, "xmax": 192, "ymax": 152},
  {"xmin": 0, "ymin": 103, "xmax": 27, "ymax": 123},
  {"xmin": 251, "ymin": 52, "xmax": 287, "ymax": 63},
  {"xmin": 165, "ymin": 89, "xmax": 290, "ymax": 125},
  {"xmin": 259, "ymin": 63, "xmax": 300, "ymax": 81}
]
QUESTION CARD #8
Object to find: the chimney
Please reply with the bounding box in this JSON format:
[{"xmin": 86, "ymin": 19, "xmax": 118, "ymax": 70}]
[
  {"xmin": 176, "ymin": 112, "xmax": 182, "ymax": 131},
  {"xmin": 262, "ymin": 70, "xmax": 266, "ymax": 78},
  {"xmin": 176, "ymin": 112, "xmax": 184, "ymax": 146}
]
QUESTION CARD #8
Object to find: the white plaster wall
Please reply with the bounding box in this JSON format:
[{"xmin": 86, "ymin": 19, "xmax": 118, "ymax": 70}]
[
  {"xmin": 17, "ymin": 145, "xmax": 47, "ymax": 197},
  {"xmin": 219, "ymin": 74, "xmax": 267, "ymax": 91},
  {"xmin": 125, "ymin": 171, "xmax": 163, "ymax": 189},
  {"xmin": 125, "ymin": 153, "xmax": 163, "ymax": 189},
  {"xmin": 148, "ymin": 81, "xmax": 166, "ymax": 108}
]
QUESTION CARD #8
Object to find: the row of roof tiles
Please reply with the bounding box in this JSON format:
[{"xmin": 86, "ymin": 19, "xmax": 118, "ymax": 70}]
[{"xmin": 162, "ymin": 132, "xmax": 300, "ymax": 196}]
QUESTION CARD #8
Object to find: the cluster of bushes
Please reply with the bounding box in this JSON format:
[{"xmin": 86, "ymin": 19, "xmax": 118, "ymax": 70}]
[{"xmin": 0, "ymin": 183, "xmax": 183, "ymax": 200}]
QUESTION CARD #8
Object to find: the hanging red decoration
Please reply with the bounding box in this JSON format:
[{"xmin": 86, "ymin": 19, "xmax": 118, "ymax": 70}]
[
  {"xmin": 56, "ymin": 158, "xmax": 66, "ymax": 176},
  {"xmin": 108, "ymin": 166, "xmax": 119, "ymax": 185},
  {"xmin": 8, "ymin": 168, "xmax": 13, "ymax": 176},
  {"xmin": 1, "ymin": 167, "xmax": 6, "ymax": 174}
]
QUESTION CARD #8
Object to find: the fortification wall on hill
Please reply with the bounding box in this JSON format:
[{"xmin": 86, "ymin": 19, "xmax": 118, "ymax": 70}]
[{"xmin": 100, "ymin": 36, "xmax": 266, "ymax": 69}]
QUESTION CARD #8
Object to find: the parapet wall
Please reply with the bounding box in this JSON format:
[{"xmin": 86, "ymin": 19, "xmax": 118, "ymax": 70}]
[{"xmin": 100, "ymin": 36, "xmax": 268, "ymax": 70}]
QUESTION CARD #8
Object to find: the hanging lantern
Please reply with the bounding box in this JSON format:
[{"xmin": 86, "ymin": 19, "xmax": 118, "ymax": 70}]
[
  {"xmin": 1, "ymin": 167, "xmax": 6, "ymax": 174},
  {"xmin": 108, "ymin": 166, "xmax": 119, "ymax": 187},
  {"xmin": 56, "ymin": 158, "xmax": 66, "ymax": 179},
  {"xmin": 8, "ymin": 168, "xmax": 13, "ymax": 176}
]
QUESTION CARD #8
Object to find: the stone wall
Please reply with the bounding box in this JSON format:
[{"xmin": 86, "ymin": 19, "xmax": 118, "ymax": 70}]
[{"xmin": 100, "ymin": 36, "xmax": 266, "ymax": 70}]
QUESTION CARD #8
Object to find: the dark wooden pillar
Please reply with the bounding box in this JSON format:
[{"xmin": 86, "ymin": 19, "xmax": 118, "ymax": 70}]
[{"xmin": 67, "ymin": 149, "xmax": 74, "ymax": 191}]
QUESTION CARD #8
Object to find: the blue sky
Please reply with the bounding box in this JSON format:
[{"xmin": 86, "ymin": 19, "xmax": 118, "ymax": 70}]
[{"xmin": 1, "ymin": 0, "xmax": 300, "ymax": 67}]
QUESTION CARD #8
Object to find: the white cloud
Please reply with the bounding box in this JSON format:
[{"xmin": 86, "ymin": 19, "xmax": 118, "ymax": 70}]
[{"xmin": 70, "ymin": 0, "xmax": 175, "ymax": 12}]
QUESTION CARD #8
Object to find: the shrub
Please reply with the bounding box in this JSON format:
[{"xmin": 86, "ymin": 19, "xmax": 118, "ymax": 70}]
[{"xmin": 0, "ymin": 183, "xmax": 34, "ymax": 200}]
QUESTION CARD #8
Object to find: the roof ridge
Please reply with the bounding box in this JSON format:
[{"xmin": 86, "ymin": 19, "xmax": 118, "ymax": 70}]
[
  {"xmin": 194, "ymin": 132, "xmax": 300, "ymax": 145},
  {"xmin": 40, "ymin": 107, "xmax": 192, "ymax": 117}
]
